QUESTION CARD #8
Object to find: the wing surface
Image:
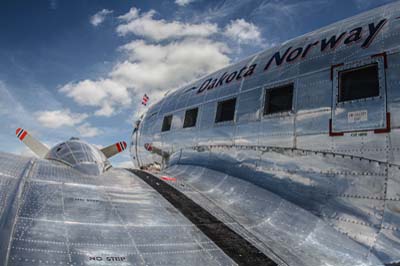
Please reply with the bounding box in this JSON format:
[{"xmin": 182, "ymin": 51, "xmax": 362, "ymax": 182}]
[{"xmin": 0, "ymin": 152, "xmax": 238, "ymax": 266}]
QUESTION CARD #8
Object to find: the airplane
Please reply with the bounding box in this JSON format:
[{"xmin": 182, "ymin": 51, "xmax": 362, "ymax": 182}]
[
  {"xmin": 2, "ymin": 129, "xmax": 251, "ymax": 265},
  {"xmin": 2, "ymin": 2, "xmax": 400, "ymax": 266},
  {"xmin": 130, "ymin": 1, "xmax": 400, "ymax": 266}
]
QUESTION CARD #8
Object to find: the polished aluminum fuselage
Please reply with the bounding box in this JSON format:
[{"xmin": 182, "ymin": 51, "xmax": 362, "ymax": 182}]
[{"xmin": 131, "ymin": 2, "xmax": 400, "ymax": 265}]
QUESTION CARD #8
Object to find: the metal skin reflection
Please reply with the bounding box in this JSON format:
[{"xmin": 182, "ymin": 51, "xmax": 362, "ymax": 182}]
[
  {"xmin": 131, "ymin": 2, "xmax": 400, "ymax": 266},
  {"xmin": 45, "ymin": 138, "xmax": 111, "ymax": 175}
]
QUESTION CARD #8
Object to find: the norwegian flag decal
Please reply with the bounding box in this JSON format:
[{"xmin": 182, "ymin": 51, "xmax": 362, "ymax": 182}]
[
  {"xmin": 142, "ymin": 94, "xmax": 149, "ymax": 106},
  {"xmin": 116, "ymin": 141, "xmax": 127, "ymax": 152},
  {"xmin": 15, "ymin": 128, "xmax": 28, "ymax": 141}
]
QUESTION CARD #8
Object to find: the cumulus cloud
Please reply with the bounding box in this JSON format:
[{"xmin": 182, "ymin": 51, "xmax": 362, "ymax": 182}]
[
  {"xmin": 224, "ymin": 19, "xmax": 263, "ymax": 45},
  {"xmin": 36, "ymin": 109, "xmax": 88, "ymax": 128},
  {"xmin": 60, "ymin": 5, "xmax": 256, "ymax": 120},
  {"xmin": 175, "ymin": 0, "xmax": 196, "ymax": 6},
  {"xmin": 60, "ymin": 36, "xmax": 230, "ymax": 118},
  {"xmin": 118, "ymin": 7, "xmax": 139, "ymax": 21},
  {"xmin": 77, "ymin": 123, "xmax": 103, "ymax": 137},
  {"xmin": 114, "ymin": 39, "xmax": 230, "ymax": 92},
  {"xmin": 60, "ymin": 79, "xmax": 131, "ymax": 117},
  {"xmin": 90, "ymin": 9, "xmax": 113, "ymax": 26},
  {"xmin": 116, "ymin": 8, "xmax": 218, "ymax": 41}
]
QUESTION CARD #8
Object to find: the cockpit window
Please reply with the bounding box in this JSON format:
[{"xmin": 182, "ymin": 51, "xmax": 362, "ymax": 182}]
[
  {"xmin": 45, "ymin": 140, "xmax": 110, "ymax": 175},
  {"xmin": 161, "ymin": 115, "xmax": 173, "ymax": 132},
  {"xmin": 56, "ymin": 144, "xmax": 64, "ymax": 152}
]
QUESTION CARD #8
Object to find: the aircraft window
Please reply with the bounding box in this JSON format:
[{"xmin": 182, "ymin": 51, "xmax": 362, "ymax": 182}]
[
  {"xmin": 215, "ymin": 98, "xmax": 236, "ymax": 123},
  {"xmin": 161, "ymin": 115, "xmax": 173, "ymax": 132},
  {"xmin": 338, "ymin": 63, "xmax": 379, "ymax": 102},
  {"xmin": 264, "ymin": 84, "xmax": 293, "ymax": 115},
  {"xmin": 183, "ymin": 108, "xmax": 198, "ymax": 128}
]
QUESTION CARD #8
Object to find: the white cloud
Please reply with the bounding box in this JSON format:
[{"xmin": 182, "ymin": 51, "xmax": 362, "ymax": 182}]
[
  {"xmin": 115, "ymin": 39, "xmax": 230, "ymax": 93},
  {"xmin": 118, "ymin": 7, "xmax": 139, "ymax": 21},
  {"xmin": 36, "ymin": 109, "xmax": 88, "ymax": 128},
  {"xmin": 77, "ymin": 123, "xmax": 103, "ymax": 137},
  {"xmin": 60, "ymin": 6, "xmax": 237, "ymax": 121},
  {"xmin": 90, "ymin": 9, "xmax": 113, "ymax": 26},
  {"xmin": 60, "ymin": 39, "xmax": 229, "ymax": 118},
  {"xmin": 175, "ymin": 0, "xmax": 195, "ymax": 6},
  {"xmin": 60, "ymin": 79, "xmax": 131, "ymax": 117},
  {"xmin": 116, "ymin": 8, "xmax": 218, "ymax": 41},
  {"xmin": 224, "ymin": 19, "xmax": 262, "ymax": 45},
  {"xmin": 115, "ymin": 160, "xmax": 134, "ymax": 168},
  {"xmin": 112, "ymin": 39, "xmax": 230, "ymax": 111},
  {"xmin": 94, "ymin": 103, "xmax": 115, "ymax": 117}
]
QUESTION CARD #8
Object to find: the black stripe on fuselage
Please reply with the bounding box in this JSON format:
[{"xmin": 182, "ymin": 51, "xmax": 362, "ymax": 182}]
[{"xmin": 127, "ymin": 169, "xmax": 278, "ymax": 266}]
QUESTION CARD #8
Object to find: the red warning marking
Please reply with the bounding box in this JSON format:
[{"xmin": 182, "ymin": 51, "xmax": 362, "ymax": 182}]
[
  {"xmin": 116, "ymin": 143, "xmax": 122, "ymax": 152},
  {"xmin": 121, "ymin": 141, "xmax": 127, "ymax": 150},
  {"xmin": 16, "ymin": 128, "xmax": 21, "ymax": 135},
  {"xmin": 20, "ymin": 131, "xmax": 28, "ymax": 141},
  {"xmin": 161, "ymin": 176, "xmax": 176, "ymax": 182}
]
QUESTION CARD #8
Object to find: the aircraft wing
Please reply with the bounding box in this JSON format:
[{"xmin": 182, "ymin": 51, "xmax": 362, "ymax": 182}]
[
  {"xmin": 0, "ymin": 149, "xmax": 393, "ymax": 266},
  {"xmin": 0, "ymin": 151, "xmax": 243, "ymax": 266}
]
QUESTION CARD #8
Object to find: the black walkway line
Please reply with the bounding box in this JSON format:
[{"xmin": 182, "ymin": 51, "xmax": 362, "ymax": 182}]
[{"xmin": 128, "ymin": 169, "xmax": 278, "ymax": 266}]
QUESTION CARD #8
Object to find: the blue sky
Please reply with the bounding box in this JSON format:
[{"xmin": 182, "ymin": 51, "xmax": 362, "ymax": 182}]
[{"xmin": 0, "ymin": 0, "xmax": 396, "ymax": 167}]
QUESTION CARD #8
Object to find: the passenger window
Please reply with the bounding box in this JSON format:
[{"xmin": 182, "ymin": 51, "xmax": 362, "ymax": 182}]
[
  {"xmin": 215, "ymin": 98, "xmax": 236, "ymax": 123},
  {"xmin": 183, "ymin": 108, "xmax": 198, "ymax": 128},
  {"xmin": 264, "ymin": 84, "xmax": 293, "ymax": 115},
  {"xmin": 161, "ymin": 115, "xmax": 172, "ymax": 132},
  {"xmin": 338, "ymin": 63, "xmax": 379, "ymax": 102}
]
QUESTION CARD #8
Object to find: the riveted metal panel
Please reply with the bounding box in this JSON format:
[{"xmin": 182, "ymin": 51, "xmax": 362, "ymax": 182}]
[
  {"xmin": 131, "ymin": 3, "xmax": 400, "ymax": 264},
  {"xmin": 373, "ymin": 228, "xmax": 400, "ymax": 263},
  {"xmin": 296, "ymin": 134, "xmax": 333, "ymax": 151},
  {"xmin": 236, "ymin": 87, "xmax": 262, "ymax": 124},
  {"xmin": 2, "ymin": 157, "xmax": 237, "ymax": 266},
  {"xmin": 296, "ymin": 110, "xmax": 331, "ymax": 135},
  {"xmin": 234, "ymin": 122, "xmax": 261, "ymax": 145},
  {"xmin": 163, "ymin": 163, "xmax": 384, "ymax": 266}
]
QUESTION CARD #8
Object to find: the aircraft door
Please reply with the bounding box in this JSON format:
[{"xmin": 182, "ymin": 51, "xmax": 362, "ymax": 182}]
[{"xmin": 330, "ymin": 56, "xmax": 388, "ymax": 135}]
